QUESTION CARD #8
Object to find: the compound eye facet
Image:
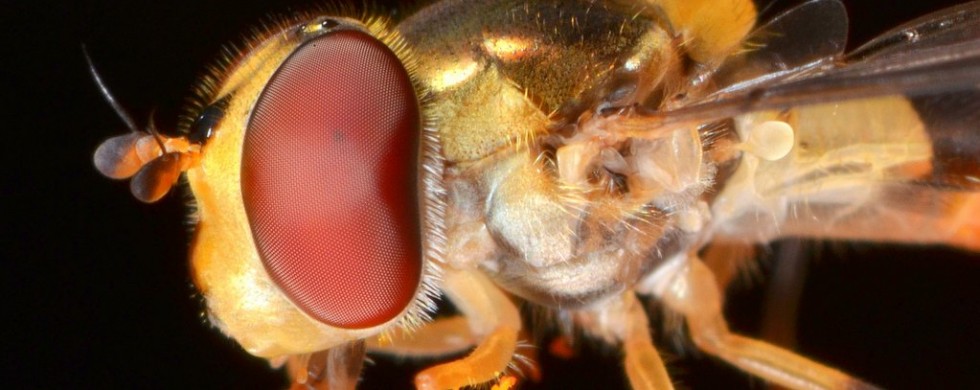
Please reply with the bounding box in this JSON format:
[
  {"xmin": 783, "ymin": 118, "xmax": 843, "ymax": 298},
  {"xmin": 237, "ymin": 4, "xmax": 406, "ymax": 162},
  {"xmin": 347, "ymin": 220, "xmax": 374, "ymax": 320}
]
[{"xmin": 241, "ymin": 30, "xmax": 422, "ymax": 329}]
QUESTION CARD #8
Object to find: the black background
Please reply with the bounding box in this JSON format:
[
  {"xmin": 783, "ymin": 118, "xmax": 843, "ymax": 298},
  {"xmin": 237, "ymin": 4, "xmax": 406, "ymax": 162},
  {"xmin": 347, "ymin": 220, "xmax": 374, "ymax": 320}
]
[{"xmin": 6, "ymin": 0, "xmax": 979, "ymax": 389}]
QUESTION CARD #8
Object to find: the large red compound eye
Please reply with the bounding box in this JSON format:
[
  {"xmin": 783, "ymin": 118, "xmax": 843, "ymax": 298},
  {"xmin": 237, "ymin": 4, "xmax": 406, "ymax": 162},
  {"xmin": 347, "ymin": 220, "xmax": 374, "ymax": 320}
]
[{"xmin": 241, "ymin": 30, "xmax": 422, "ymax": 329}]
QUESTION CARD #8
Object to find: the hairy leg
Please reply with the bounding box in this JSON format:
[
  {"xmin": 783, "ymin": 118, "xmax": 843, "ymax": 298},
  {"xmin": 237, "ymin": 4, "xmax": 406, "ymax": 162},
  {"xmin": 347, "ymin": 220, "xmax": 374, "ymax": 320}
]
[
  {"xmin": 575, "ymin": 293, "xmax": 674, "ymax": 390},
  {"xmin": 414, "ymin": 269, "xmax": 521, "ymax": 390},
  {"xmin": 367, "ymin": 316, "xmax": 477, "ymax": 357},
  {"xmin": 654, "ymin": 255, "xmax": 879, "ymax": 390}
]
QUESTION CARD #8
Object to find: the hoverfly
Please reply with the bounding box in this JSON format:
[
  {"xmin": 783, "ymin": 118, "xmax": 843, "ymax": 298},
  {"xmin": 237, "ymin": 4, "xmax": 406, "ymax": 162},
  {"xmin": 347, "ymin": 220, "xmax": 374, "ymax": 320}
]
[{"xmin": 92, "ymin": 0, "xmax": 979, "ymax": 389}]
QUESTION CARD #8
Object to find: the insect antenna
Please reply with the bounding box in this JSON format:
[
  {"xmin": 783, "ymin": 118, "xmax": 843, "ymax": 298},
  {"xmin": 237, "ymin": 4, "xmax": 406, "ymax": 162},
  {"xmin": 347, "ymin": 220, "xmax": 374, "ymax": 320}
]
[
  {"xmin": 145, "ymin": 109, "xmax": 169, "ymax": 153},
  {"xmin": 82, "ymin": 44, "xmax": 141, "ymax": 134}
]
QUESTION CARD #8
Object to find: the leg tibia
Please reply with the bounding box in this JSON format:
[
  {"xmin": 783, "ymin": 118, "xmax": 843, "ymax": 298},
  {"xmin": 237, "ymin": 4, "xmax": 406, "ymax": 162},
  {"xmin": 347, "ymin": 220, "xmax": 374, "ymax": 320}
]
[
  {"xmin": 368, "ymin": 316, "xmax": 476, "ymax": 357},
  {"xmin": 413, "ymin": 270, "xmax": 521, "ymax": 390},
  {"xmin": 414, "ymin": 326, "xmax": 518, "ymax": 389},
  {"xmin": 660, "ymin": 256, "xmax": 879, "ymax": 390}
]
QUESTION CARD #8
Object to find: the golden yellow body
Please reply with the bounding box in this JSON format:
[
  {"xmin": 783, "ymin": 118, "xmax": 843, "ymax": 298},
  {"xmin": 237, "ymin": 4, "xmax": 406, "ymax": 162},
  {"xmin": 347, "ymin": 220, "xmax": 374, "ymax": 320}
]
[{"xmin": 92, "ymin": 0, "xmax": 979, "ymax": 388}]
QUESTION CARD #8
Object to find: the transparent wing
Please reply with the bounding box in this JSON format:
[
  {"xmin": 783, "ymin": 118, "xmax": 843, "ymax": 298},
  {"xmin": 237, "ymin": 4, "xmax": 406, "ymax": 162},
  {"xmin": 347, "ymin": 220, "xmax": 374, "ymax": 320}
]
[
  {"xmin": 663, "ymin": 1, "xmax": 980, "ymax": 250},
  {"xmin": 657, "ymin": 1, "xmax": 980, "ymax": 125},
  {"xmin": 710, "ymin": 0, "xmax": 848, "ymax": 92},
  {"xmin": 849, "ymin": 0, "xmax": 980, "ymax": 61}
]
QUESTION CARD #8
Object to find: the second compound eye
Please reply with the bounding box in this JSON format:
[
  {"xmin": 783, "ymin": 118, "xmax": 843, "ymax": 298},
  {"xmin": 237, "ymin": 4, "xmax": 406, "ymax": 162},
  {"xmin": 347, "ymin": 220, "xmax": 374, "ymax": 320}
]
[{"xmin": 240, "ymin": 30, "xmax": 422, "ymax": 329}]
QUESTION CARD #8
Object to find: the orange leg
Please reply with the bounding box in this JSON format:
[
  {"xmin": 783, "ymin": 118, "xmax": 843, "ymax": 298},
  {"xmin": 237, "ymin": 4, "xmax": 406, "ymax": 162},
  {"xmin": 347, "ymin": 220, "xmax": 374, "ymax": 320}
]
[
  {"xmin": 286, "ymin": 341, "xmax": 366, "ymax": 390},
  {"xmin": 414, "ymin": 270, "xmax": 521, "ymax": 390},
  {"xmin": 367, "ymin": 316, "xmax": 477, "ymax": 358},
  {"xmin": 575, "ymin": 293, "xmax": 675, "ymax": 390},
  {"xmin": 654, "ymin": 256, "xmax": 880, "ymax": 390}
]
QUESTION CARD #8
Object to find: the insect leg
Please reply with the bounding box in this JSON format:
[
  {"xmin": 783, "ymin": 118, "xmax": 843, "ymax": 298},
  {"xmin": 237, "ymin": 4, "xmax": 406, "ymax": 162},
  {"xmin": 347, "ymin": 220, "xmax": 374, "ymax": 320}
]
[
  {"xmin": 622, "ymin": 312, "xmax": 674, "ymax": 390},
  {"xmin": 366, "ymin": 316, "xmax": 477, "ymax": 357},
  {"xmin": 414, "ymin": 269, "xmax": 521, "ymax": 390},
  {"xmin": 948, "ymin": 194, "xmax": 980, "ymax": 251},
  {"xmin": 577, "ymin": 292, "xmax": 675, "ymax": 390},
  {"xmin": 700, "ymin": 242, "xmax": 757, "ymax": 294},
  {"xmin": 285, "ymin": 341, "xmax": 366, "ymax": 390},
  {"xmin": 656, "ymin": 256, "xmax": 880, "ymax": 390}
]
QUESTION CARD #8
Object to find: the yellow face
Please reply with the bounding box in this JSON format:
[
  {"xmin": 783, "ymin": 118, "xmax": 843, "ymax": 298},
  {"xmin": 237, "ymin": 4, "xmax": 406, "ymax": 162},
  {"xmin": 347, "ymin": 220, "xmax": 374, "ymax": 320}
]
[
  {"xmin": 92, "ymin": 0, "xmax": 978, "ymax": 388},
  {"xmin": 182, "ymin": 15, "xmax": 449, "ymax": 357}
]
